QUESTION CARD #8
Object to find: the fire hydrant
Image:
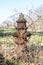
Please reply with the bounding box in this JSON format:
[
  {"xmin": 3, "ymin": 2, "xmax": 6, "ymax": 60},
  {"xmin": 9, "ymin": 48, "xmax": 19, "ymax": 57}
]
[{"xmin": 13, "ymin": 13, "xmax": 31, "ymax": 45}]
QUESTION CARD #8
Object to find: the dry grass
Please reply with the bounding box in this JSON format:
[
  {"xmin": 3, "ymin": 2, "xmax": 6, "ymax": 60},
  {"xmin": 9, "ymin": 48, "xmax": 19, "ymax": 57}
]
[{"xmin": 0, "ymin": 35, "xmax": 43, "ymax": 65}]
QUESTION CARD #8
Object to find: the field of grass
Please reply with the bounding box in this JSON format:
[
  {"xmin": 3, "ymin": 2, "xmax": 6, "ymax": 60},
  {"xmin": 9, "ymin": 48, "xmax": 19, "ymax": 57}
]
[
  {"xmin": 0, "ymin": 27, "xmax": 43, "ymax": 65},
  {"xmin": 0, "ymin": 27, "xmax": 16, "ymax": 34},
  {"xmin": 0, "ymin": 27, "xmax": 43, "ymax": 45},
  {"xmin": 0, "ymin": 35, "xmax": 43, "ymax": 48}
]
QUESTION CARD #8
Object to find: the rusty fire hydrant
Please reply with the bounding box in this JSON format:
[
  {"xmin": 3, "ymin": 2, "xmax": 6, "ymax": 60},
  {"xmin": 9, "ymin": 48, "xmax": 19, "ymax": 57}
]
[{"xmin": 13, "ymin": 13, "xmax": 31, "ymax": 45}]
